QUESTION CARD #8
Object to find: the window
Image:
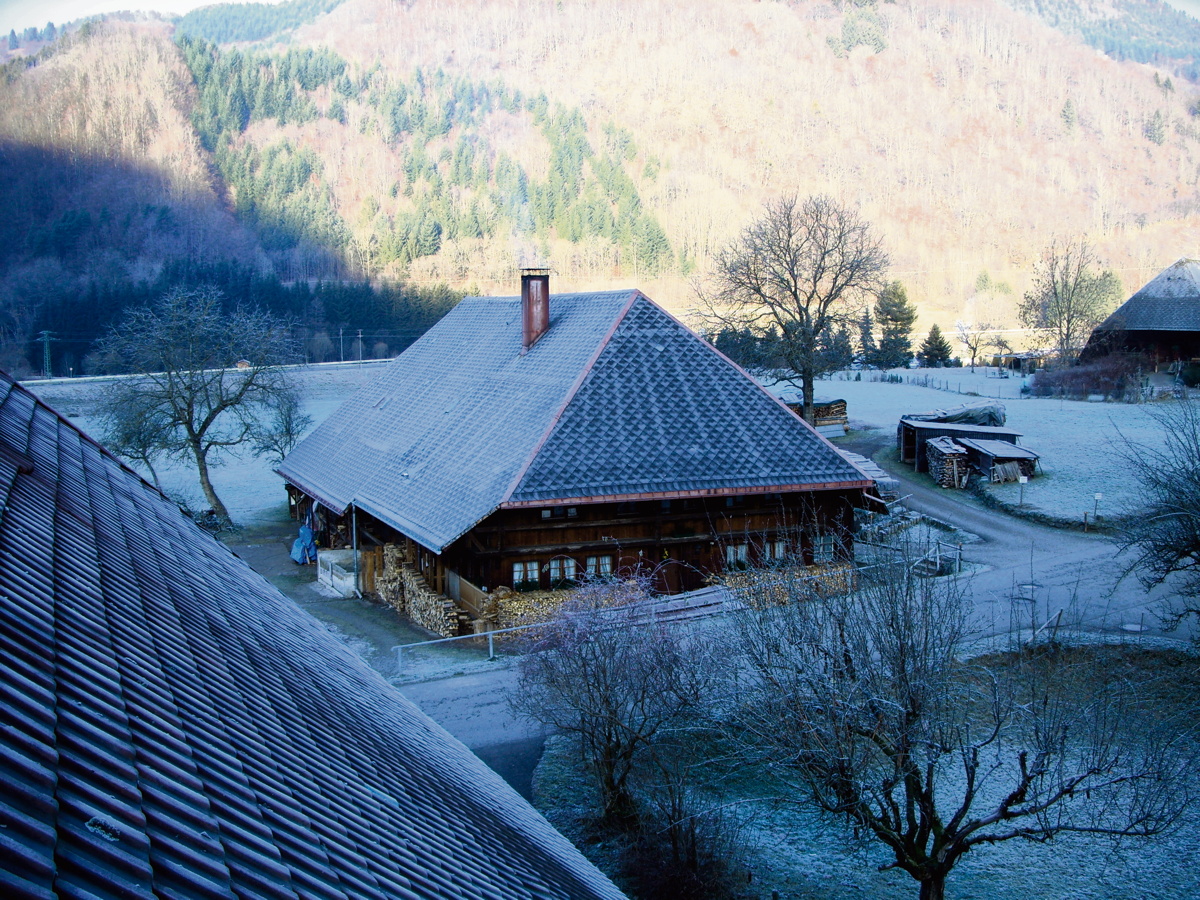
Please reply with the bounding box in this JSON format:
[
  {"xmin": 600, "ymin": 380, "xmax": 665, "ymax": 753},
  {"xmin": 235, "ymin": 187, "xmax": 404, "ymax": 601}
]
[
  {"xmin": 765, "ymin": 540, "xmax": 788, "ymax": 562},
  {"xmin": 549, "ymin": 556, "xmax": 577, "ymax": 587},
  {"xmin": 811, "ymin": 534, "xmax": 836, "ymax": 564},
  {"xmin": 725, "ymin": 543, "xmax": 749, "ymax": 570},
  {"xmin": 586, "ymin": 555, "xmax": 613, "ymax": 576},
  {"xmin": 512, "ymin": 560, "xmax": 539, "ymax": 590}
]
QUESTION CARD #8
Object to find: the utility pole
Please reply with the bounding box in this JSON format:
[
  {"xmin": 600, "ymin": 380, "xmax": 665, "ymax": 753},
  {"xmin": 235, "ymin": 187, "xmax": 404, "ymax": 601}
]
[{"xmin": 38, "ymin": 330, "xmax": 53, "ymax": 378}]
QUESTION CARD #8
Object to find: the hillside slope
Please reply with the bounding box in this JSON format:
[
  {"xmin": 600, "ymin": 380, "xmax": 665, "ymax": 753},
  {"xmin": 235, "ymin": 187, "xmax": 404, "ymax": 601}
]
[
  {"xmin": 304, "ymin": 0, "xmax": 1200, "ymax": 322},
  {"xmin": 1, "ymin": 0, "xmax": 1198, "ymax": 360}
]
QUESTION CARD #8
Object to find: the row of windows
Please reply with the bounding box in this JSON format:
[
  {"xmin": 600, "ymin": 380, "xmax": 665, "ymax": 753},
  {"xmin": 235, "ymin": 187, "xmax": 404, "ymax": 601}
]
[
  {"xmin": 724, "ymin": 536, "xmax": 835, "ymax": 568},
  {"xmin": 513, "ymin": 555, "xmax": 613, "ymax": 588}
]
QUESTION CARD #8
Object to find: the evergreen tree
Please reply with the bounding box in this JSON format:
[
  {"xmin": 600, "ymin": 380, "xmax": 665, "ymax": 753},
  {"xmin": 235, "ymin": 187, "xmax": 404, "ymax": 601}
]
[
  {"xmin": 8, "ymin": 30, "xmax": 18, "ymax": 51},
  {"xmin": 919, "ymin": 323, "xmax": 953, "ymax": 367},
  {"xmin": 818, "ymin": 324, "xmax": 855, "ymax": 373},
  {"xmin": 875, "ymin": 280, "xmax": 917, "ymax": 369},
  {"xmin": 858, "ymin": 310, "xmax": 878, "ymax": 368}
]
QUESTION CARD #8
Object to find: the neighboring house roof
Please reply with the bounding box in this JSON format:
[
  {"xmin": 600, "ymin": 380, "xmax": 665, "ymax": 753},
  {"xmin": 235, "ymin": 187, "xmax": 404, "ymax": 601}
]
[
  {"xmin": 279, "ymin": 290, "xmax": 871, "ymax": 552},
  {"xmin": 1094, "ymin": 257, "xmax": 1200, "ymax": 333},
  {"xmin": 0, "ymin": 371, "xmax": 626, "ymax": 900}
]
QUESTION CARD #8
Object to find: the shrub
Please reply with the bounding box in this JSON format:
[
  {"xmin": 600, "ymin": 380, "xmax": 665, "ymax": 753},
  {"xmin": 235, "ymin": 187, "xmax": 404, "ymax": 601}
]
[{"xmin": 1029, "ymin": 353, "xmax": 1148, "ymax": 400}]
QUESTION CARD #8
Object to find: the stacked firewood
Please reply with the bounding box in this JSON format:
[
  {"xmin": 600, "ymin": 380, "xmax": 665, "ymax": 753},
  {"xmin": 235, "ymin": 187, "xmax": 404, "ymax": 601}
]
[{"xmin": 926, "ymin": 437, "xmax": 969, "ymax": 489}]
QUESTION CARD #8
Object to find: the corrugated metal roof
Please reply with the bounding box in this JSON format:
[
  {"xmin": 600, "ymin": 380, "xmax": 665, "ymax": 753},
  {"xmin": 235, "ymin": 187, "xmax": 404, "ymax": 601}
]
[
  {"xmin": 899, "ymin": 418, "xmax": 1024, "ymax": 438},
  {"xmin": 1095, "ymin": 257, "xmax": 1200, "ymax": 332},
  {"xmin": 956, "ymin": 437, "xmax": 1040, "ymax": 460},
  {"xmin": 0, "ymin": 371, "xmax": 626, "ymax": 900},
  {"xmin": 280, "ymin": 291, "xmax": 869, "ymax": 551}
]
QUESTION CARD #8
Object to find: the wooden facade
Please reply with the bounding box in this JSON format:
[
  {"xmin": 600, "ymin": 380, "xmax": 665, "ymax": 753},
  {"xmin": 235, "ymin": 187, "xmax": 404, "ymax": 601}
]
[{"xmin": 293, "ymin": 486, "xmax": 860, "ymax": 598}]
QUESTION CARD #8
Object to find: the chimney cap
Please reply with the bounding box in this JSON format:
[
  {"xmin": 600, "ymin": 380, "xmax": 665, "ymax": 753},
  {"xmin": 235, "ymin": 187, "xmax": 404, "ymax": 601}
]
[{"xmin": 520, "ymin": 266, "xmax": 552, "ymax": 276}]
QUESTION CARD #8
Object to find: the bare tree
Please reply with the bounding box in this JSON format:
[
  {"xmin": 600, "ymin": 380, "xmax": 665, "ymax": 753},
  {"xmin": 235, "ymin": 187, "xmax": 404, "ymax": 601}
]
[
  {"xmin": 511, "ymin": 578, "xmax": 715, "ymax": 825},
  {"xmin": 97, "ymin": 287, "xmax": 303, "ymax": 521},
  {"xmin": 1116, "ymin": 396, "xmax": 1200, "ymax": 631},
  {"xmin": 730, "ymin": 548, "xmax": 1192, "ymax": 900},
  {"xmin": 1019, "ymin": 239, "xmax": 1122, "ymax": 362},
  {"xmin": 955, "ymin": 320, "xmax": 1002, "ymax": 371},
  {"xmin": 699, "ymin": 195, "xmax": 889, "ymax": 424}
]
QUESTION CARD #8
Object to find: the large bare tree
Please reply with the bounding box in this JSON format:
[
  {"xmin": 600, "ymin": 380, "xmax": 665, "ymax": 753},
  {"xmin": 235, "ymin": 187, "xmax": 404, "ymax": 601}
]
[
  {"xmin": 97, "ymin": 287, "xmax": 305, "ymax": 522},
  {"xmin": 1019, "ymin": 238, "xmax": 1122, "ymax": 362},
  {"xmin": 701, "ymin": 194, "xmax": 889, "ymax": 423},
  {"xmin": 1116, "ymin": 396, "xmax": 1200, "ymax": 631},
  {"xmin": 730, "ymin": 549, "xmax": 1192, "ymax": 900}
]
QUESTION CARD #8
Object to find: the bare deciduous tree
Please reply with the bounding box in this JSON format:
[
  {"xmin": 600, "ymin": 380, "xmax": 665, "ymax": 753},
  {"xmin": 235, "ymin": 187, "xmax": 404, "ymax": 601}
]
[
  {"xmin": 1019, "ymin": 239, "xmax": 1122, "ymax": 362},
  {"xmin": 511, "ymin": 578, "xmax": 715, "ymax": 825},
  {"xmin": 955, "ymin": 320, "xmax": 1003, "ymax": 371},
  {"xmin": 1116, "ymin": 396, "xmax": 1200, "ymax": 631},
  {"xmin": 97, "ymin": 287, "xmax": 303, "ymax": 521},
  {"xmin": 730, "ymin": 549, "xmax": 1192, "ymax": 900},
  {"xmin": 699, "ymin": 195, "xmax": 889, "ymax": 424}
]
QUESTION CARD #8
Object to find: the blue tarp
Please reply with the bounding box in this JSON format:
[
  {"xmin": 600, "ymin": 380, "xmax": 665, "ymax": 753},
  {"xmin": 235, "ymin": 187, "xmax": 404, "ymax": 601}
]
[{"xmin": 291, "ymin": 525, "xmax": 317, "ymax": 565}]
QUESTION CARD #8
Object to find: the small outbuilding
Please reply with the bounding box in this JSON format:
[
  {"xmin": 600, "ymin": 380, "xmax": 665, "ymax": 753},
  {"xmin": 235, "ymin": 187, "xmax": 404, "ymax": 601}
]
[
  {"xmin": 956, "ymin": 437, "xmax": 1040, "ymax": 483},
  {"xmin": 898, "ymin": 418, "xmax": 1024, "ymax": 472}
]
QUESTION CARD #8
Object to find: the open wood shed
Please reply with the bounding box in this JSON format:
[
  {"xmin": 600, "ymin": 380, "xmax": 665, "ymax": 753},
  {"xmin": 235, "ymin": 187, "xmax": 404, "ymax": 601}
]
[
  {"xmin": 898, "ymin": 418, "xmax": 1024, "ymax": 472},
  {"xmin": 956, "ymin": 437, "xmax": 1040, "ymax": 483},
  {"xmin": 925, "ymin": 437, "xmax": 970, "ymax": 489}
]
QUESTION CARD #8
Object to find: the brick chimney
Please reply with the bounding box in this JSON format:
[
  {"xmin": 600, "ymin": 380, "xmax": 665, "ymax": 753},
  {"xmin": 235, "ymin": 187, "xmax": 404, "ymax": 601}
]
[{"xmin": 521, "ymin": 268, "xmax": 551, "ymax": 352}]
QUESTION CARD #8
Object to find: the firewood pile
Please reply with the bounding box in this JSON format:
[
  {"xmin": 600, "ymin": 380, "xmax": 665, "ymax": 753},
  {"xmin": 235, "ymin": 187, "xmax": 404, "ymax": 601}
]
[
  {"xmin": 721, "ymin": 563, "xmax": 856, "ymax": 608},
  {"xmin": 485, "ymin": 585, "xmax": 573, "ymax": 628},
  {"xmin": 373, "ymin": 544, "xmax": 458, "ymax": 637},
  {"xmin": 925, "ymin": 437, "xmax": 969, "ymax": 489}
]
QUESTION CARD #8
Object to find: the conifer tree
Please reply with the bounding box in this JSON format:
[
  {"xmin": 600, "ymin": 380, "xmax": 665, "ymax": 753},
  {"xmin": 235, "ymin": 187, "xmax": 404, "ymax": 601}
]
[
  {"xmin": 858, "ymin": 309, "xmax": 878, "ymax": 368},
  {"xmin": 875, "ymin": 281, "xmax": 917, "ymax": 369},
  {"xmin": 919, "ymin": 323, "xmax": 953, "ymax": 367}
]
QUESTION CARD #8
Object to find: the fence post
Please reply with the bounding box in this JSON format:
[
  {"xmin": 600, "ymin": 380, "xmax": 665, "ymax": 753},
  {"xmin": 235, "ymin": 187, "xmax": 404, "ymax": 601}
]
[{"xmin": 488, "ymin": 630, "xmax": 495, "ymax": 660}]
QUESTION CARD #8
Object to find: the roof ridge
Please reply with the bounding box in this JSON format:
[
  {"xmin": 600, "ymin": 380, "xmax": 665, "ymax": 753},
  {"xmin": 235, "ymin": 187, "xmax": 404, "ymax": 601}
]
[{"xmin": 498, "ymin": 291, "xmax": 643, "ymax": 507}]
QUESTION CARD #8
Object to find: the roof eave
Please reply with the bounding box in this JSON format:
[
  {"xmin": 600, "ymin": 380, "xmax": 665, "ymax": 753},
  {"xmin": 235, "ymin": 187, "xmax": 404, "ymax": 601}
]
[{"xmin": 500, "ymin": 480, "xmax": 874, "ymax": 508}]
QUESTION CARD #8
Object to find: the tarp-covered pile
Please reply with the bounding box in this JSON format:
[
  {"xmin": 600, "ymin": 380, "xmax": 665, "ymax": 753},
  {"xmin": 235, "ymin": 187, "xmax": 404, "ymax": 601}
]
[{"xmin": 903, "ymin": 402, "xmax": 1006, "ymax": 427}]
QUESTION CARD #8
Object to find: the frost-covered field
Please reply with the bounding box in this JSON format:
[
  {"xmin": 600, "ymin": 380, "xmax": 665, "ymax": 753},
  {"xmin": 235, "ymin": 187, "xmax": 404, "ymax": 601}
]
[
  {"xmin": 768, "ymin": 367, "xmax": 1173, "ymax": 523},
  {"xmin": 27, "ymin": 361, "xmax": 389, "ymax": 525},
  {"xmin": 27, "ymin": 361, "xmax": 1175, "ymax": 528}
]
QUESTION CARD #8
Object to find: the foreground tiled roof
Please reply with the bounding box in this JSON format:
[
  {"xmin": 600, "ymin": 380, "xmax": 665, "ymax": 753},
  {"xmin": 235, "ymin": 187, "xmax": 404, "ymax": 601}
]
[
  {"xmin": 279, "ymin": 290, "xmax": 870, "ymax": 551},
  {"xmin": 0, "ymin": 371, "xmax": 626, "ymax": 900},
  {"xmin": 1094, "ymin": 257, "xmax": 1200, "ymax": 332}
]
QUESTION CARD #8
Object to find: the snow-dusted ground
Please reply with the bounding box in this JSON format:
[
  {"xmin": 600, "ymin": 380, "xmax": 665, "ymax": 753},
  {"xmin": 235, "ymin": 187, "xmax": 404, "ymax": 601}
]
[
  {"xmin": 27, "ymin": 361, "xmax": 1174, "ymax": 529},
  {"xmin": 27, "ymin": 360, "xmax": 390, "ymax": 525}
]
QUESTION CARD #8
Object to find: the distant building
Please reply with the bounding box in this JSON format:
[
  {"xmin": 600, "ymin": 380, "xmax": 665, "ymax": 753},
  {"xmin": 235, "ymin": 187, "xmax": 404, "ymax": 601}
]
[
  {"xmin": 1080, "ymin": 257, "xmax": 1200, "ymax": 365},
  {"xmin": 0, "ymin": 369, "xmax": 625, "ymax": 900},
  {"xmin": 278, "ymin": 273, "xmax": 872, "ymax": 629}
]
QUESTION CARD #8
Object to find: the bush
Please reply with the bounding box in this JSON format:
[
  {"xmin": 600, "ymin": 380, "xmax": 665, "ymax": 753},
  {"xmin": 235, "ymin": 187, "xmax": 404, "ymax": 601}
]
[{"xmin": 1029, "ymin": 353, "xmax": 1148, "ymax": 400}]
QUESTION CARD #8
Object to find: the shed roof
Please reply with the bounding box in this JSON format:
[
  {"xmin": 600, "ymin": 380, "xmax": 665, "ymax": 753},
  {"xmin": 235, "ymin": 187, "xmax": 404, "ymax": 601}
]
[
  {"xmin": 279, "ymin": 290, "xmax": 871, "ymax": 551},
  {"xmin": 1094, "ymin": 258, "xmax": 1200, "ymax": 333},
  {"xmin": 0, "ymin": 371, "xmax": 625, "ymax": 900},
  {"xmin": 956, "ymin": 437, "xmax": 1040, "ymax": 460},
  {"xmin": 899, "ymin": 418, "xmax": 1024, "ymax": 439}
]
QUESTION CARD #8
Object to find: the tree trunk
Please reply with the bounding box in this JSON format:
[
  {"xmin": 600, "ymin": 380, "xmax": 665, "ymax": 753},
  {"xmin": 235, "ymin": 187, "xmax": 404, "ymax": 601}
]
[
  {"xmin": 191, "ymin": 443, "xmax": 229, "ymax": 521},
  {"xmin": 918, "ymin": 874, "xmax": 946, "ymax": 900},
  {"xmin": 802, "ymin": 366, "xmax": 816, "ymax": 425}
]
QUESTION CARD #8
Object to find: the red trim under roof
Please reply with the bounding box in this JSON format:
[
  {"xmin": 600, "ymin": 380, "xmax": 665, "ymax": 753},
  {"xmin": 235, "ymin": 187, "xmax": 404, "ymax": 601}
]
[{"xmin": 499, "ymin": 479, "xmax": 874, "ymax": 508}]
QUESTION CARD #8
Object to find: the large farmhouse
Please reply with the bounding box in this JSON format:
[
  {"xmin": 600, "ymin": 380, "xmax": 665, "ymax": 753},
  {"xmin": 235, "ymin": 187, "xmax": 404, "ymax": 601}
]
[
  {"xmin": 1080, "ymin": 257, "xmax": 1200, "ymax": 364},
  {"xmin": 278, "ymin": 273, "xmax": 872, "ymax": 620},
  {"xmin": 0, "ymin": 369, "xmax": 624, "ymax": 899}
]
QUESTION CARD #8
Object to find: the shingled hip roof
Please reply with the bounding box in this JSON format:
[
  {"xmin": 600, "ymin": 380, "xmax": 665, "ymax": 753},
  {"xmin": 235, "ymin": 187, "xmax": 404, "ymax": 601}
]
[
  {"xmin": 0, "ymin": 371, "xmax": 626, "ymax": 900},
  {"xmin": 278, "ymin": 290, "xmax": 871, "ymax": 551},
  {"xmin": 1094, "ymin": 257, "xmax": 1200, "ymax": 333}
]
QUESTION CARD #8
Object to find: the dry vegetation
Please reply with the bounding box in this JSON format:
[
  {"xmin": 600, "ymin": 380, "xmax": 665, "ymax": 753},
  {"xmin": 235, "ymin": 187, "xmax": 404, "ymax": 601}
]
[{"xmin": 308, "ymin": 0, "xmax": 1200, "ymax": 323}]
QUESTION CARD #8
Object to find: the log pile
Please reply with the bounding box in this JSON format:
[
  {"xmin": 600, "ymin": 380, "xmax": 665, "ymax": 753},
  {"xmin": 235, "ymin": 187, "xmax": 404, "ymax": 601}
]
[
  {"xmin": 373, "ymin": 543, "xmax": 458, "ymax": 637},
  {"xmin": 721, "ymin": 563, "xmax": 856, "ymax": 608},
  {"xmin": 486, "ymin": 585, "xmax": 573, "ymax": 628},
  {"xmin": 925, "ymin": 437, "xmax": 969, "ymax": 489}
]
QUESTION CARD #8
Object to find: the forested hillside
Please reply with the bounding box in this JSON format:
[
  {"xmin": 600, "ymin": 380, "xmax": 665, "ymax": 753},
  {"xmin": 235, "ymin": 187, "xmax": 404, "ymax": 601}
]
[{"xmin": 1, "ymin": 0, "xmax": 1199, "ymax": 375}]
